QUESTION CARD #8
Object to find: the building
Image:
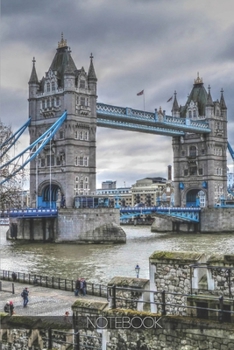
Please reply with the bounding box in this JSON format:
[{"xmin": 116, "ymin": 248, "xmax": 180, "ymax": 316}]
[
  {"xmin": 172, "ymin": 74, "xmax": 227, "ymax": 207},
  {"xmin": 28, "ymin": 35, "xmax": 97, "ymax": 208},
  {"xmin": 96, "ymin": 181, "xmax": 131, "ymax": 207}
]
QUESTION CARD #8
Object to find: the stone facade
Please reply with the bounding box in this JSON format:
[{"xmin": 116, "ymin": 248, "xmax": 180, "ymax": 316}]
[
  {"xmin": 151, "ymin": 207, "xmax": 234, "ymax": 233},
  {"xmin": 7, "ymin": 208, "xmax": 126, "ymax": 244},
  {"xmin": 28, "ymin": 35, "xmax": 97, "ymax": 209},
  {"xmin": 172, "ymin": 76, "xmax": 227, "ymax": 208}
]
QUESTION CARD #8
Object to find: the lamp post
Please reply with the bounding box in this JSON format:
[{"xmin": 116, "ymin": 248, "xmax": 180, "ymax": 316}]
[{"xmin": 135, "ymin": 264, "xmax": 140, "ymax": 278}]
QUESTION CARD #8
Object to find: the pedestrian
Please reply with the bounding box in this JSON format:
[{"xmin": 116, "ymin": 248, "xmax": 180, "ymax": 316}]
[
  {"xmin": 12, "ymin": 272, "xmax": 17, "ymax": 281},
  {"xmin": 9, "ymin": 301, "xmax": 14, "ymax": 315},
  {"xmin": 80, "ymin": 279, "xmax": 84, "ymax": 296},
  {"xmin": 82, "ymin": 278, "xmax": 87, "ymax": 296},
  {"xmin": 4, "ymin": 301, "xmax": 10, "ymax": 314},
  {"xmin": 75, "ymin": 278, "xmax": 80, "ymax": 296},
  {"xmin": 21, "ymin": 287, "xmax": 29, "ymax": 307},
  {"xmin": 64, "ymin": 311, "xmax": 71, "ymax": 323}
]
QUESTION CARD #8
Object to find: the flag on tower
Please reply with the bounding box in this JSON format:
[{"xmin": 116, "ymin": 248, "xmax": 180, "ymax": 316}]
[
  {"xmin": 167, "ymin": 96, "xmax": 173, "ymax": 102},
  {"xmin": 137, "ymin": 90, "xmax": 144, "ymax": 96}
]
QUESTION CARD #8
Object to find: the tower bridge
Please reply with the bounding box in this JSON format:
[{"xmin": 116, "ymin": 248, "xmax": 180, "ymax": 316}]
[{"xmin": 0, "ymin": 35, "xmax": 229, "ymax": 220}]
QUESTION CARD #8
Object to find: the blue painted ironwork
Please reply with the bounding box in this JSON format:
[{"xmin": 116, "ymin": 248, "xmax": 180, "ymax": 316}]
[
  {"xmin": 0, "ymin": 118, "xmax": 31, "ymax": 159},
  {"xmin": 9, "ymin": 208, "xmax": 58, "ymax": 218},
  {"xmin": 0, "ymin": 112, "xmax": 67, "ymax": 185},
  {"xmin": 228, "ymin": 141, "xmax": 234, "ymax": 160},
  {"xmin": 120, "ymin": 206, "xmax": 201, "ymax": 223},
  {"xmin": 96, "ymin": 103, "xmax": 211, "ymax": 136}
]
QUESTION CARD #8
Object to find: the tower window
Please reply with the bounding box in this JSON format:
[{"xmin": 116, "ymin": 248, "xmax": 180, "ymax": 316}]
[
  {"xmin": 184, "ymin": 169, "xmax": 188, "ymax": 176},
  {"xmin": 47, "ymin": 155, "xmax": 54, "ymax": 166},
  {"xmin": 52, "ymin": 82, "xmax": 55, "ymax": 91},
  {"xmin": 189, "ymin": 146, "xmax": 196, "ymax": 157},
  {"xmin": 59, "ymin": 131, "xmax": 64, "ymax": 139},
  {"xmin": 80, "ymin": 80, "xmax": 85, "ymax": 89},
  {"xmin": 80, "ymin": 97, "xmax": 85, "ymax": 106},
  {"xmin": 190, "ymin": 166, "xmax": 197, "ymax": 175},
  {"xmin": 56, "ymin": 97, "xmax": 60, "ymax": 106},
  {"xmin": 47, "ymin": 83, "xmax": 50, "ymax": 92},
  {"xmin": 199, "ymin": 168, "xmax": 203, "ymax": 175}
]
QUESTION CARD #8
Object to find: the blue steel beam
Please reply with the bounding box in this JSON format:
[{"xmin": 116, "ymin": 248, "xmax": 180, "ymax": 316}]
[
  {"xmin": 0, "ymin": 118, "xmax": 31, "ymax": 159},
  {"xmin": 0, "ymin": 112, "xmax": 67, "ymax": 185},
  {"xmin": 227, "ymin": 142, "xmax": 234, "ymax": 160},
  {"xmin": 120, "ymin": 206, "xmax": 200, "ymax": 223},
  {"xmin": 96, "ymin": 103, "xmax": 211, "ymax": 136}
]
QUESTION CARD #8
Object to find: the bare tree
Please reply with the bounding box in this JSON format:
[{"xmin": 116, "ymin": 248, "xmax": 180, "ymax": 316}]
[{"xmin": 0, "ymin": 120, "xmax": 28, "ymax": 211}]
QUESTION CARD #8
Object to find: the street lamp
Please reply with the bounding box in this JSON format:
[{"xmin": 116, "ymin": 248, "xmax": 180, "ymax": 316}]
[{"xmin": 135, "ymin": 264, "xmax": 140, "ymax": 278}]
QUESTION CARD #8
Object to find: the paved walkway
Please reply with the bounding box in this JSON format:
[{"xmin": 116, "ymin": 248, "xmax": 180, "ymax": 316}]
[{"xmin": 0, "ymin": 280, "xmax": 107, "ymax": 318}]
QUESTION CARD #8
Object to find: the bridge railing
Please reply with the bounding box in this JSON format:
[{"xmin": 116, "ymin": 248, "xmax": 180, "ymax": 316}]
[{"xmin": 8, "ymin": 208, "xmax": 58, "ymax": 218}]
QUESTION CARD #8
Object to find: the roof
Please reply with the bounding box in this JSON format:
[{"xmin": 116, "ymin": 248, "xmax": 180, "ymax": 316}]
[{"xmin": 181, "ymin": 74, "xmax": 208, "ymax": 117}]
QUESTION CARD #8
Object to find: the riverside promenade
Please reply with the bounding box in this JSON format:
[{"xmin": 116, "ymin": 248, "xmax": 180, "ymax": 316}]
[{"xmin": 0, "ymin": 280, "xmax": 107, "ymax": 318}]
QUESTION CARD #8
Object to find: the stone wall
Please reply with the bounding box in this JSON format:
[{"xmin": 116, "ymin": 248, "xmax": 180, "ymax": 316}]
[
  {"xmin": 149, "ymin": 251, "xmax": 206, "ymax": 315},
  {"xmin": 149, "ymin": 251, "xmax": 234, "ymax": 318},
  {"xmin": 57, "ymin": 208, "xmax": 126, "ymax": 243},
  {"xmin": 151, "ymin": 207, "xmax": 234, "ymax": 233},
  {"xmin": 108, "ymin": 277, "xmax": 150, "ymax": 312},
  {"xmin": 7, "ymin": 208, "xmax": 126, "ymax": 244}
]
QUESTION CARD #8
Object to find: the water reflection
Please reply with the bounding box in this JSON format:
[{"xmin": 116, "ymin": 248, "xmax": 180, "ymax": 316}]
[{"xmin": 1, "ymin": 226, "xmax": 234, "ymax": 284}]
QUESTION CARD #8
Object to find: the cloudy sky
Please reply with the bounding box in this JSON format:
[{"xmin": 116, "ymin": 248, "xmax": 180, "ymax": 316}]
[{"xmin": 1, "ymin": 0, "xmax": 234, "ymax": 188}]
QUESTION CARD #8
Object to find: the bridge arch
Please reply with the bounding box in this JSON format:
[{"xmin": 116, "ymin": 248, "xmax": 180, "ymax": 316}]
[
  {"xmin": 37, "ymin": 180, "xmax": 65, "ymax": 209},
  {"xmin": 185, "ymin": 188, "xmax": 207, "ymax": 208}
]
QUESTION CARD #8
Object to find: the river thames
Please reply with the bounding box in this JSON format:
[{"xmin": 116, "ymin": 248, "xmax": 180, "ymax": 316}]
[{"xmin": 1, "ymin": 225, "xmax": 234, "ymax": 284}]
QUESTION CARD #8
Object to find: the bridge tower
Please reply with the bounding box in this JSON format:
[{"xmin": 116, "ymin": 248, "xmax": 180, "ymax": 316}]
[
  {"xmin": 172, "ymin": 74, "xmax": 227, "ymax": 208},
  {"xmin": 28, "ymin": 35, "xmax": 97, "ymax": 208}
]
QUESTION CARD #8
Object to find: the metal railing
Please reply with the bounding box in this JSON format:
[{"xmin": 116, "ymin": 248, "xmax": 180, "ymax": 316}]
[
  {"xmin": 0, "ymin": 269, "xmax": 108, "ymax": 299},
  {"xmin": 108, "ymin": 285, "xmax": 234, "ymax": 323}
]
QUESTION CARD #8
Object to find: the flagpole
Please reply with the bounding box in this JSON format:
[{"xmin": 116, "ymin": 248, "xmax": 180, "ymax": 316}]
[{"xmin": 143, "ymin": 91, "xmax": 145, "ymax": 111}]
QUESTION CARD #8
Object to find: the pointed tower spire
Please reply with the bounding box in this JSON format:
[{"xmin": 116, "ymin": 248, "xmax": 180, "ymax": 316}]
[
  {"xmin": 28, "ymin": 57, "xmax": 39, "ymax": 84},
  {"xmin": 206, "ymin": 85, "xmax": 213, "ymax": 106},
  {"xmin": 220, "ymin": 88, "xmax": 227, "ymax": 109},
  {"xmin": 88, "ymin": 53, "xmax": 97, "ymax": 81},
  {"xmin": 172, "ymin": 91, "xmax": 179, "ymax": 111},
  {"xmin": 172, "ymin": 91, "xmax": 180, "ymax": 117}
]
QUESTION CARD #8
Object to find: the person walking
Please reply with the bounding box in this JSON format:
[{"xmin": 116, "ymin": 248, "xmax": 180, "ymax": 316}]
[
  {"xmin": 11, "ymin": 272, "xmax": 17, "ymax": 281},
  {"xmin": 75, "ymin": 278, "xmax": 81, "ymax": 296},
  {"xmin": 21, "ymin": 287, "xmax": 29, "ymax": 307},
  {"xmin": 82, "ymin": 278, "xmax": 87, "ymax": 296},
  {"xmin": 9, "ymin": 301, "xmax": 14, "ymax": 315},
  {"xmin": 4, "ymin": 301, "xmax": 10, "ymax": 314}
]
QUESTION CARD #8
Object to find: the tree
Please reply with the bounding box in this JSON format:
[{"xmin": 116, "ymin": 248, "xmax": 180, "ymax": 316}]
[{"xmin": 0, "ymin": 120, "xmax": 28, "ymax": 210}]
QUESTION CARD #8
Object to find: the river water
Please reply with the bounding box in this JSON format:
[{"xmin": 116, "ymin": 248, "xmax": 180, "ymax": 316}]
[{"xmin": 1, "ymin": 225, "xmax": 234, "ymax": 284}]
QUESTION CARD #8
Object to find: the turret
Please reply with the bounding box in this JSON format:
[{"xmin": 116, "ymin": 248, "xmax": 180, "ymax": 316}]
[
  {"xmin": 88, "ymin": 53, "xmax": 97, "ymax": 94},
  {"xmin": 28, "ymin": 57, "xmax": 39, "ymax": 119},
  {"xmin": 220, "ymin": 88, "xmax": 227, "ymax": 120},
  {"xmin": 88, "ymin": 53, "xmax": 97, "ymax": 116},
  {"xmin": 205, "ymin": 85, "xmax": 214, "ymax": 119},
  {"xmin": 171, "ymin": 91, "xmax": 180, "ymax": 118}
]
